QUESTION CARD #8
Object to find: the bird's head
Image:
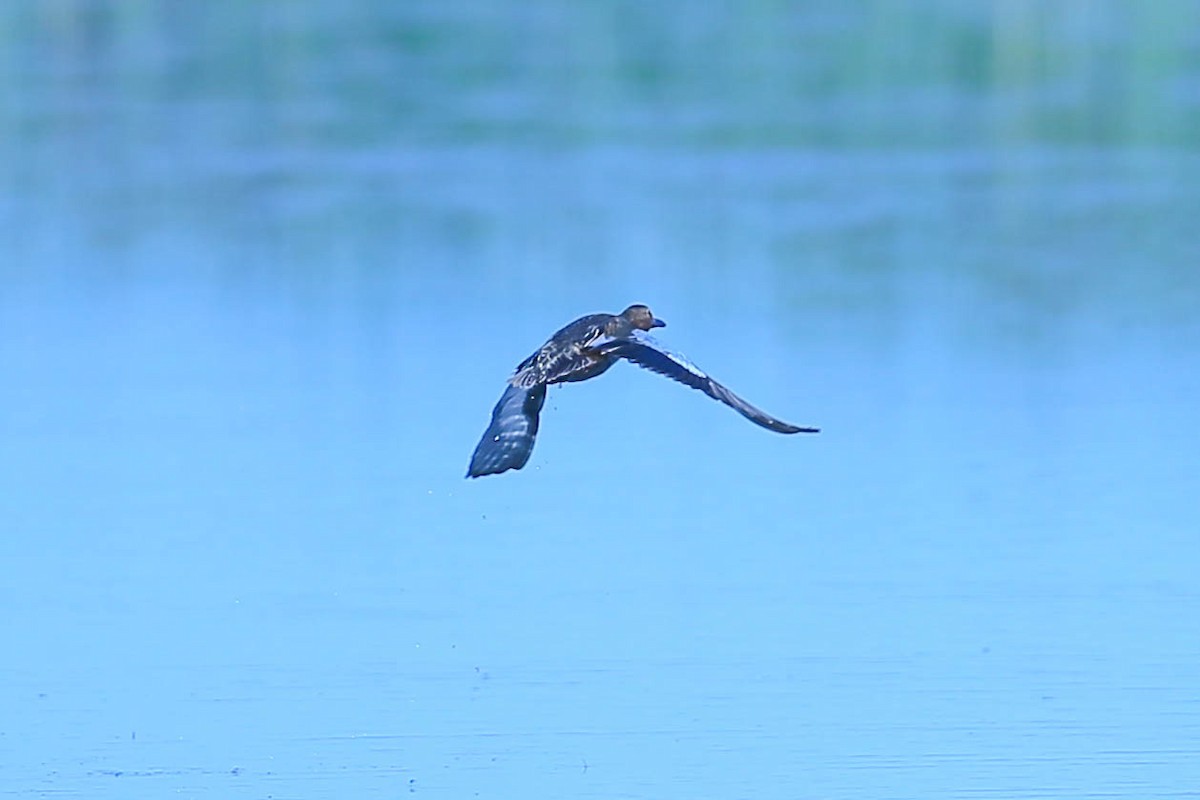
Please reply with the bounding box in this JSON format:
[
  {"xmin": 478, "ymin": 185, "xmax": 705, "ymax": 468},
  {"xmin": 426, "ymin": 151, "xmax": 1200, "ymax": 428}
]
[{"xmin": 621, "ymin": 304, "xmax": 666, "ymax": 331}]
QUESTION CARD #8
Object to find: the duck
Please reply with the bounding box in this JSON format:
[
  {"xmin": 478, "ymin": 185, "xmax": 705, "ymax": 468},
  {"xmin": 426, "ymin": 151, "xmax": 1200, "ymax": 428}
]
[{"xmin": 466, "ymin": 304, "xmax": 818, "ymax": 477}]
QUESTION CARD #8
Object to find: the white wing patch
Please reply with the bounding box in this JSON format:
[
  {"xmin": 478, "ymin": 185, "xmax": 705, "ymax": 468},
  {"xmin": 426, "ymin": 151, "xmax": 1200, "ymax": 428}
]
[{"xmin": 632, "ymin": 331, "xmax": 708, "ymax": 379}]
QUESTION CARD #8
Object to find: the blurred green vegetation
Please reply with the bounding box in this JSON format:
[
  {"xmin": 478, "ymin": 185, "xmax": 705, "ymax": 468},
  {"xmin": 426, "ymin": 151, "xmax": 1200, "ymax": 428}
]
[{"xmin": 3, "ymin": 1, "xmax": 1198, "ymax": 149}]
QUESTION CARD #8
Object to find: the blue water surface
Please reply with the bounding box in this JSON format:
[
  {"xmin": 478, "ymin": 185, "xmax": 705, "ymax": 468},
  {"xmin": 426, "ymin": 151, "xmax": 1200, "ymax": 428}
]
[{"xmin": 2, "ymin": 3, "xmax": 1199, "ymax": 798}]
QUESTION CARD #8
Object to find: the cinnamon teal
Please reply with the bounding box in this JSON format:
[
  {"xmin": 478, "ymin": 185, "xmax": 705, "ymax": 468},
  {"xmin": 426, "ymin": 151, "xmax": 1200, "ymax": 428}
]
[{"xmin": 466, "ymin": 304, "xmax": 818, "ymax": 477}]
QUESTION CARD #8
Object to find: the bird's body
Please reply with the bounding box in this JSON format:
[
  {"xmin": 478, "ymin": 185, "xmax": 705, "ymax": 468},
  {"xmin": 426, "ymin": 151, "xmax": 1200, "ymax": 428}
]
[
  {"xmin": 509, "ymin": 313, "xmax": 617, "ymax": 388},
  {"xmin": 509, "ymin": 306, "xmax": 661, "ymax": 388},
  {"xmin": 466, "ymin": 304, "xmax": 818, "ymax": 478}
]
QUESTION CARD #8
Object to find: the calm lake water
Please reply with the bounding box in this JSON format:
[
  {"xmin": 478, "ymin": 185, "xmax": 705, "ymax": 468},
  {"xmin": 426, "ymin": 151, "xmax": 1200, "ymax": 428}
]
[{"xmin": 3, "ymin": 2, "xmax": 1199, "ymax": 798}]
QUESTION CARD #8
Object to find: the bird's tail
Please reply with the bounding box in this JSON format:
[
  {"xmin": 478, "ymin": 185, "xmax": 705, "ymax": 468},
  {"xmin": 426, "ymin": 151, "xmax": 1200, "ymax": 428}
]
[{"xmin": 466, "ymin": 384, "xmax": 547, "ymax": 478}]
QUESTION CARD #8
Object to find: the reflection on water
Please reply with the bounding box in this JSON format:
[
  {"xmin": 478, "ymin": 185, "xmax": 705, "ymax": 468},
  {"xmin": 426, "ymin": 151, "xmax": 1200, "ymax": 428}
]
[{"xmin": 2, "ymin": 3, "xmax": 1199, "ymax": 798}]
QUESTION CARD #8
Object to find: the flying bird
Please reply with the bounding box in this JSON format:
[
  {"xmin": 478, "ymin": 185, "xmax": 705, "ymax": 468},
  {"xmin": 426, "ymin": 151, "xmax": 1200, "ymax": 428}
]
[{"xmin": 466, "ymin": 304, "xmax": 818, "ymax": 477}]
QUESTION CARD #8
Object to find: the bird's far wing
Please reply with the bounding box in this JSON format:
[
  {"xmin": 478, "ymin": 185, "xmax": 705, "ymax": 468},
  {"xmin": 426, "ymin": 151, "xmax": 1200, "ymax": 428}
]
[
  {"xmin": 593, "ymin": 332, "xmax": 818, "ymax": 435},
  {"xmin": 467, "ymin": 384, "xmax": 548, "ymax": 477}
]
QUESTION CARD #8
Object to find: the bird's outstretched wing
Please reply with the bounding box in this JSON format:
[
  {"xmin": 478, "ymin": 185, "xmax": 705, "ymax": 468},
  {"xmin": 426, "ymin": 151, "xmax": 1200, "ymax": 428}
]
[
  {"xmin": 467, "ymin": 384, "xmax": 548, "ymax": 477},
  {"xmin": 593, "ymin": 333, "xmax": 818, "ymax": 434}
]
